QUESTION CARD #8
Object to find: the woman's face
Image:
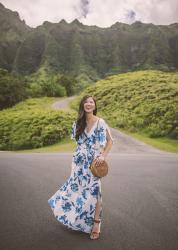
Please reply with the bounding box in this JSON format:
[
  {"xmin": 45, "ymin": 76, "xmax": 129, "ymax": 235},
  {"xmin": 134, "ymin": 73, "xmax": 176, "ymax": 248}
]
[{"xmin": 83, "ymin": 97, "xmax": 95, "ymax": 113}]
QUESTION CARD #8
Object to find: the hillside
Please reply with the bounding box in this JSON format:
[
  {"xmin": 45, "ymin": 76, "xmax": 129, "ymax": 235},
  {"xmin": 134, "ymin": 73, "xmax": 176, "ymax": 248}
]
[
  {"xmin": 0, "ymin": 97, "xmax": 76, "ymax": 150},
  {"xmin": 0, "ymin": 3, "xmax": 178, "ymax": 82},
  {"xmin": 72, "ymin": 70, "xmax": 178, "ymax": 139}
]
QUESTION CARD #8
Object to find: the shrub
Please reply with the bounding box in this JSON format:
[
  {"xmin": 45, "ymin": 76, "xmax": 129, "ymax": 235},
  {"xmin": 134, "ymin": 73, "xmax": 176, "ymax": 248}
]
[
  {"xmin": 71, "ymin": 70, "xmax": 178, "ymax": 139},
  {"xmin": 0, "ymin": 98, "xmax": 76, "ymax": 150}
]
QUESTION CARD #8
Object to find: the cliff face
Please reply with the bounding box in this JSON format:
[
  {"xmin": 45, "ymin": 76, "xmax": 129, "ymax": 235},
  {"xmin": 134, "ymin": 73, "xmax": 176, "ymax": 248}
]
[
  {"xmin": 0, "ymin": 3, "xmax": 178, "ymax": 77},
  {"xmin": 0, "ymin": 3, "xmax": 31, "ymax": 71}
]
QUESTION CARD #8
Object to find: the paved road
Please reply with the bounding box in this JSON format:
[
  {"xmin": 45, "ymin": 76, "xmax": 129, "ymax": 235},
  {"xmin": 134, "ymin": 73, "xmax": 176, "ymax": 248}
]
[
  {"xmin": 51, "ymin": 96, "xmax": 76, "ymax": 110},
  {"xmin": 0, "ymin": 151, "xmax": 178, "ymax": 250},
  {"xmin": 109, "ymin": 127, "xmax": 165, "ymax": 154}
]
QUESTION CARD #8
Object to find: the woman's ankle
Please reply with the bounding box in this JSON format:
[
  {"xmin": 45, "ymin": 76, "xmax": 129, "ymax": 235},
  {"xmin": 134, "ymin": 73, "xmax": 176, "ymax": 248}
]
[{"xmin": 94, "ymin": 218, "xmax": 101, "ymax": 223}]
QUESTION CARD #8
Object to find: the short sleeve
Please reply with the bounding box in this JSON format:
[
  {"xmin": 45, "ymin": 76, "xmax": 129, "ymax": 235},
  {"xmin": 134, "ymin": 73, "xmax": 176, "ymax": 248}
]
[
  {"xmin": 98, "ymin": 118, "xmax": 114, "ymax": 148},
  {"xmin": 71, "ymin": 121, "xmax": 76, "ymax": 140}
]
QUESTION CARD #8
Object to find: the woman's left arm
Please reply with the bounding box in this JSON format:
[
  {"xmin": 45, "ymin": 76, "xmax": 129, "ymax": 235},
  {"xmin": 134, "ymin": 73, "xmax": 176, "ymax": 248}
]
[
  {"xmin": 96, "ymin": 129, "xmax": 113, "ymax": 164},
  {"xmin": 101, "ymin": 129, "xmax": 113, "ymax": 159}
]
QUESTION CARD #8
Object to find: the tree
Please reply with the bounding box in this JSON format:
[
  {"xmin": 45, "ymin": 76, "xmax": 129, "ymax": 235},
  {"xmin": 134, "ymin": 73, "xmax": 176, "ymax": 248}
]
[
  {"xmin": 0, "ymin": 68, "xmax": 28, "ymax": 109},
  {"xmin": 57, "ymin": 74, "xmax": 77, "ymax": 96}
]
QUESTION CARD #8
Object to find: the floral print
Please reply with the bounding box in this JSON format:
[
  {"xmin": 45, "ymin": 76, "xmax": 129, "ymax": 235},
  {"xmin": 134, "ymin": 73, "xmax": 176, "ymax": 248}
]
[{"xmin": 48, "ymin": 118, "xmax": 113, "ymax": 234}]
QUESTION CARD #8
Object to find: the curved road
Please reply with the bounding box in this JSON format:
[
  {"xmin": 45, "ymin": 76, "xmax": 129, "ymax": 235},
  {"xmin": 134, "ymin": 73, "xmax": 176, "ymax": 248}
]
[
  {"xmin": 0, "ymin": 97, "xmax": 178, "ymax": 250},
  {"xmin": 51, "ymin": 96, "xmax": 76, "ymax": 110}
]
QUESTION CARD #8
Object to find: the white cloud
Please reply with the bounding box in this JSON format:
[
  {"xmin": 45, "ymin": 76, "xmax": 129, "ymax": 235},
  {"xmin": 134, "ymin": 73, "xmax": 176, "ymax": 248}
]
[
  {"xmin": 1, "ymin": 0, "xmax": 178, "ymax": 27},
  {"xmin": 1, "ymin": 0, "xmax": 81, "ymax": 27}
]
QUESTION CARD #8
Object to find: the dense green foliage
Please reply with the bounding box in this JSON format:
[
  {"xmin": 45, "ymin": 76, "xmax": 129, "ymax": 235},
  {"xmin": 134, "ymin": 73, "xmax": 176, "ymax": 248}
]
[
  {"xmin": 1, "ymin": 3, "xmax": 178, "ymax": 83},
  {"xmin": 0, "ymin": 69, "xmax": 28, "ymax": 109},
  {"xmin": 57, "ymin": 75, "xmax": 77, "ymax": 96},
  {"xmin": 0, "ymin": 97, "xmax": 76, "ymax": 150},
  {"xmin": 72, "ymin": 70, "xmax": 178, "ymax": 139},
  {"xmin": 0, "ymin": 3, "xmax": 30, "ymax": 72},
  {"xmin": 26, "ymin": 69, "xmax": 80, "ymax": 97},
  {"xmin": 26, "ymin": 71, "xmax": 67, "ymax": 97},
  {"xmin": 0, "ymin": 66, "xmax": 80, "ymax": 110}
]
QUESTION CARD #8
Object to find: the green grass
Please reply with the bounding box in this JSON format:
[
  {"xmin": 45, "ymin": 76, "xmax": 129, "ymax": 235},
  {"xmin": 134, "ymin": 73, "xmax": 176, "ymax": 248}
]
[
  {"xmin": 15, "ymin": 137, "xmax": 76, "ymax": 153},
  {"xmin": 119, "ymin": 128, "xmax": 178, "ymax": 153}
]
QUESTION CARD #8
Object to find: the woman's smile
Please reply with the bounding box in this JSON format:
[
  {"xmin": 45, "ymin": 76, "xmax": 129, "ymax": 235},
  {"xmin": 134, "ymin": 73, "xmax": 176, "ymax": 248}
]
[{"xmin": 84, "ymin": 97, "xmax": 95, "ymax": 112}]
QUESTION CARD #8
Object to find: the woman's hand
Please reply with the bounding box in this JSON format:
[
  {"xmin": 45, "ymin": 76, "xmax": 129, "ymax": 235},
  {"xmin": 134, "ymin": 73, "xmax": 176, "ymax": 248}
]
[{"xmin": 95, "ymin": 154, "xmax": 105, "ymax": 166}]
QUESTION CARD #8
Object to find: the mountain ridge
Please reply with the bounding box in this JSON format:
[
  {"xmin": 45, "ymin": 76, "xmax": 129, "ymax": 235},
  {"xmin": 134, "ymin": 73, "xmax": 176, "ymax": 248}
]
[{"xmin": 0, "ymin": 2, "xmax": 178, "ymax": 80}]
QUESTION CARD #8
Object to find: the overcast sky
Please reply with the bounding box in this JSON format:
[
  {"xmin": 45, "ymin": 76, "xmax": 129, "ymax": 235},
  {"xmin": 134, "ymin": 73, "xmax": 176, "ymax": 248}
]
[{"xmin": 1, "ymin": 0, "xmax": 178, "ymax": 27}]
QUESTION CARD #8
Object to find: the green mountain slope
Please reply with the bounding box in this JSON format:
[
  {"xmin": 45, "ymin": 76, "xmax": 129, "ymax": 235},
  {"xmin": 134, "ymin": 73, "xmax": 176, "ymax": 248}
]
[
  {"xmin": 0, "ymin": 3, "xmax": 178, "ymax": 80},
  {"xmin": 0, "ymin": 3, "xmax": 31, "ymax": 71}
]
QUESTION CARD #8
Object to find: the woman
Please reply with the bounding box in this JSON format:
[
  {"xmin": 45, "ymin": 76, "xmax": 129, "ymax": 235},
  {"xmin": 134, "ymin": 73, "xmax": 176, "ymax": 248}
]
[{"xmin": 48, "ymin": 95, "xmax": 113, "ymax": 240}]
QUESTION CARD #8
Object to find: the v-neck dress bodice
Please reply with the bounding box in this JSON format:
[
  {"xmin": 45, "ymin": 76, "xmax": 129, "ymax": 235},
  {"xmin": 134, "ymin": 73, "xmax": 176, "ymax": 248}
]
[
  {"xmin": 84, "ymin": 118, "xmax": 99, "ymax": 135},
  {"xmin": 48, "ymin": 118, "xmax": 113, "ymax": 234}
]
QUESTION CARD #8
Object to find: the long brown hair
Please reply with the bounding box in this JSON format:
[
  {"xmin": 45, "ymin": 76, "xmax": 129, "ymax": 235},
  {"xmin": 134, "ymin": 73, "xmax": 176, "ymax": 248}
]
[{"xmin": 75, "ymin": 95, "xmax": 97, "ymax": 141}]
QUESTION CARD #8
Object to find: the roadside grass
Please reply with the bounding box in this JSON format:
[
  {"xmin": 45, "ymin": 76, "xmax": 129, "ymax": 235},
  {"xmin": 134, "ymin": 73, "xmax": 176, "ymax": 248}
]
[{"xmin": 15, "ymin": 137, "xmax": 76, "ymax": 153}]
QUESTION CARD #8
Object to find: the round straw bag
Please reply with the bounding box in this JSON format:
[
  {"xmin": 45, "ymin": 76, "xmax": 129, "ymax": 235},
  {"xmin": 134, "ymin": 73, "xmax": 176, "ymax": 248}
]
[{"xmin": 89, "ymin": 158, "xmax": 108, "ymax": 177}]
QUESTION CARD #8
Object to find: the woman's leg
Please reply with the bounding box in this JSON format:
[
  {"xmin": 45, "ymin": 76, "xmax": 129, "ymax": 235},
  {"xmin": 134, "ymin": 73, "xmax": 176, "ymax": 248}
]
[
  {"xmin": 94, "ymin": 196, "xmax": 102, "ymax": 220},
  {"xmin": 90, "ymin": 180, "xmax": 102, "ymax": 238},
  {"xmin": 91, "ymin": 196, "xmax": 102, "ymax": 236}
]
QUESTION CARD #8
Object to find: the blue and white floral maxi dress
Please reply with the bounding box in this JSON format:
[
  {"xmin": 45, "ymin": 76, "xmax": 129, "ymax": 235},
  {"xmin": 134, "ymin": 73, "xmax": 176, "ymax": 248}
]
[{"xmin": 48, "ymin": 118, "xmax": 114, "ymax": 234}]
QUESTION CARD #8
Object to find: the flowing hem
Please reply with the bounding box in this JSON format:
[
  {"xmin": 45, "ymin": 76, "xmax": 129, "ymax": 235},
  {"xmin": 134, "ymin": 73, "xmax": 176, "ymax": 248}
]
[
  {"xmin": 48, "ymin": 200, "xmax": 92, "ymax": 234},
  {"xmin": 47, "ymin": 177, "xmax": 102, "ymax": 234}
]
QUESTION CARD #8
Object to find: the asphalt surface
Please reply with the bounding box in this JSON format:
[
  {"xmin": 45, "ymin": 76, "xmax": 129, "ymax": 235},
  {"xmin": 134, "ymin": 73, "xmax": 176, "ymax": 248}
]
[{"xmin": 0, "ymin": 151, "xmax": 178, "ymax": 250}]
